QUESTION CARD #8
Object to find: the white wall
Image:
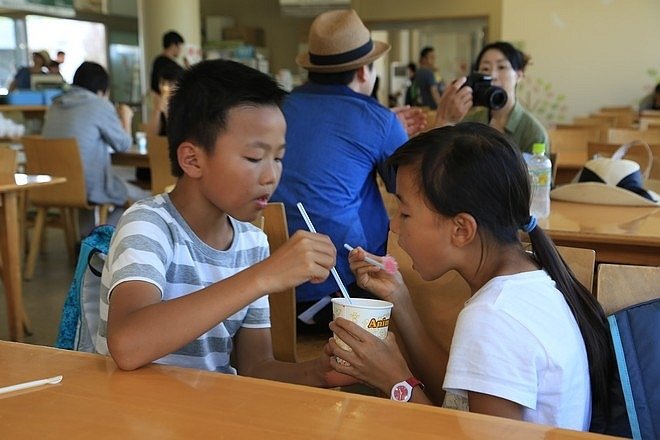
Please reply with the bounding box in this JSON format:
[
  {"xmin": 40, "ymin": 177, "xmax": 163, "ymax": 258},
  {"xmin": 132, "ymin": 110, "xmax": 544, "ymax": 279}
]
[{"xmin": 501, "ymin": 0, "xmax": 660, "ymax": 125}]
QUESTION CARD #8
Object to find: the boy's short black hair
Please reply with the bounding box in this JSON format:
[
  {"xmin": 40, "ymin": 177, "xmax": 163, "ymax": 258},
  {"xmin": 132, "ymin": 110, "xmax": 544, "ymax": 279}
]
[
  {"xmin": 72, "ymin": 61, "xmax": 109, "ymax": 94},
  {"xmin": 163, "ymin": 31, "xmax": 184, "ymax": 49},
  {"xmin": 167, "ymin": 59, "xmax": 287, "ymax": 177}
]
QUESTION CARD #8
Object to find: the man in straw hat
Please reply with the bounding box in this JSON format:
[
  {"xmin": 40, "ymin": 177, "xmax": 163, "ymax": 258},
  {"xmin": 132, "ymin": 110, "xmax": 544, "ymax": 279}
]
[
  {"xmin": 8, "ymin": 50, "xmax": 51, "ymax": 92},
  {"xmin": 272, "ymin": 9, "xmax": 420, "ymax": 332}
]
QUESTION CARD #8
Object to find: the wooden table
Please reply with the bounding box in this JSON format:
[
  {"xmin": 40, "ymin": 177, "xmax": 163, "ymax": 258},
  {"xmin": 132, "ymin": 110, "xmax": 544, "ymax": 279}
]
[
  {"xmin": 0, "ymin": 174, "xmax": 66, "ymax": 341},
  {"xmin": 111, "ymin": 145, "xmax": 149, "ymax": 168},
  {"xmin": 540, "ymin": 201, "xmax": 660, "ymax": 266},
  {"xmin": 0, "ymin": 342, "xmax": 615, "ymax": 439}
]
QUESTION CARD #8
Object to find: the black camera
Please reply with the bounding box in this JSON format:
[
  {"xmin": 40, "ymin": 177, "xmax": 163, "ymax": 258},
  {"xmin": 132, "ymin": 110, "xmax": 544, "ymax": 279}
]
[{"xmin": 463, "ymin": 73, "xmax": 508, "ymax": 110}]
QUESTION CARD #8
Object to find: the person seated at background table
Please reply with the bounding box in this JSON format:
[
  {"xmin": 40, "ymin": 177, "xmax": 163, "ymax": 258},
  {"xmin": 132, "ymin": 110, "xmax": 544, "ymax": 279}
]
[
  {"xmin": 95, "ymin": 59, "xmax": 353, "ymax": 390},
  {"xmin": 271, "ymin": 9, "xmax": 425, "ymax": 334},
  {"xmin": 8, "ymin": 50, "xmax": 50, "ymax": 92},
  {"xmin": 435, "ymin": 42, "xmax": 548, "ymax": 154},
  {"xmin": 327, "ymin": 123, "xmax": 616, "ymax": 431},
  {"xmin": 42, "ymin": 61, "xmax": 150, "ymax": 231},
  {"xmin": 638, "ymin": 82, "xmax": 660, "ymax": 111}
]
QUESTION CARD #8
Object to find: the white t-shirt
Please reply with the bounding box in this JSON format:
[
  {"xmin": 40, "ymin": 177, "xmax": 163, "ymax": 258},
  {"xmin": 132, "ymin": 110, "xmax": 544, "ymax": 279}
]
[{"xmin": 443, "ymin": 270, "xmax": 591, "ymax": 430}]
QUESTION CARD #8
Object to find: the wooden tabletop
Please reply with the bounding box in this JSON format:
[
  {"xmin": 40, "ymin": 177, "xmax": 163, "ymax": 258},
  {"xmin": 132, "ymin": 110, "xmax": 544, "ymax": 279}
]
[
  {"xmin": 0, "ymin": 342, "xmax": 615, "ymax": 439},
  {"xmin": 111, "ymin": 145, "xmax": 149, "ymax": 168},
  {"xmin": 541, "ymin": 200, "xmax": 660, "ymax": 265},
  {"xmin": 0, "ymin": 105, "xmax": 48, "ymax": 113},
  {"xmin": 0, "ymin": 173, "xmax": 65, "ymax": 193}
]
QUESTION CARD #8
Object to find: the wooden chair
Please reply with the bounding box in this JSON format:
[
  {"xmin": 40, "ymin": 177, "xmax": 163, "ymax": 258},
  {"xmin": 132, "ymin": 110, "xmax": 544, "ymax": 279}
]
[
  {"xmin": 591, "ymin": 111, "xmax": 636, "ymax": 128},
  {"xmin": 0, "ymin": 147, "xmax": 18, "ymax": 174},
  {"xmin": 386, "ymin": 231, "xmax": 596, "ymax": 357},
  {"xmin": 146, "ymin": 135, "xmax": 177, "ymax": 195},
  {"xmin": 259, "ymin": 202, "xmax": 297, "ymax": 362},
  {"xmin": 553, "ymin": 123, "xmax": 607, "ymax": 143},
  {"xmin": 600, "ymin": 105, "xmax": 636, "ymax": 114},
  {"xmin": 548, "ymin": 126, "xmax": 601, "ymax": 159},
  {"xmin": 640, "ymin": 109, "xmax": 660, "ymax": 118},
  {"xmin": 607, "ymin": 127, "xmax": 660, "ymax": 145},
  {"xmin": 21, "ymin": 135, "xmax": 111, "ymax": 280},
  {"xmin": 573, "ymin": 114, "xmax": 617, "ymax": 127},
  {"xmin": 639, "ymin": 116, "xmax": 660, "ymax": 130},
  {"xmin": 596, "ymin": 264, "xmax": 660, "ymax": 315}
]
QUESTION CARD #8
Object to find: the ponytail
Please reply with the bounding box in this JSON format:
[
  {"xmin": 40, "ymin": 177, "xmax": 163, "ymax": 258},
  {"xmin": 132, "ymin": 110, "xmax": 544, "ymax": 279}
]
[{"xmin": 526, "ymin": 223, "xmax": 614, "ymax": 419}]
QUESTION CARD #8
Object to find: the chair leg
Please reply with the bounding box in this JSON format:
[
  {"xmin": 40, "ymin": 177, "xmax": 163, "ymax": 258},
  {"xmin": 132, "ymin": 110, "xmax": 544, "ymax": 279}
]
[
  {"xmin": 62, "ymin": 208, "xmax": 77, "ymax": 265},
  {"xmin": 97, "ymin": 205, "xmax": 109, "ymax": 225},
  {"xmin": 24, "ymin": 207, "xmax": 47, "ymax": 281}
]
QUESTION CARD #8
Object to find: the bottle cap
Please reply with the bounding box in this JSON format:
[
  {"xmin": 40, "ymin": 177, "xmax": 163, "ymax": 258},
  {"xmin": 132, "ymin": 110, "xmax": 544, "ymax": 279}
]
[{"xmin": 532, "ymin": 143, "xmax": 546, "ymax": 155}]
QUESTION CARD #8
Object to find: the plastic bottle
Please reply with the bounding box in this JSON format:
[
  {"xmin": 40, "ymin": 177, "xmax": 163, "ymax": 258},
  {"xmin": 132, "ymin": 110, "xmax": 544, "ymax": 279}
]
[{"xmin": 528, "ymin": 143, "xmax": 552, "ymax": 219}]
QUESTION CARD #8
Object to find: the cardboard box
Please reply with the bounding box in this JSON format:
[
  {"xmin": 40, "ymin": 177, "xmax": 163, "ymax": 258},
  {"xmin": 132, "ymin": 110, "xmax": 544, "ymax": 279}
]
[{"xmin": 223, "ymin": 26, "xmax": 265, "ymax": 47}]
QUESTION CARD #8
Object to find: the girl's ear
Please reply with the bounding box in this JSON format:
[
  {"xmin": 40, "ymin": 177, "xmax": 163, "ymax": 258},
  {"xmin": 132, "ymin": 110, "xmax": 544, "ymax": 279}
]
[
  {"xmin": 177, "ymin": 141, "xmax": 203, "ymax": 178},
  {"xmin": 451, "ymin": 213, "xmax": 477, "ymax": 248}
]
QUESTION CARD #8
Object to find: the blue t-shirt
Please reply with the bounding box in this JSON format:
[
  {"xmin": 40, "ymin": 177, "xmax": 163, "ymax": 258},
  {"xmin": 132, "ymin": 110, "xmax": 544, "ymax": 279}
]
[{"xmin": 272, "ymin": 82, "xmax": 407, "ymax": 302}]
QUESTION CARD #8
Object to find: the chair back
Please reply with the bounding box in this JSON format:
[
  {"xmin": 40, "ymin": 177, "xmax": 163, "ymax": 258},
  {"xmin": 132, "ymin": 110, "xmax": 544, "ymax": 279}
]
[
  {"xmin": 596, "ymin": 264, "xmax": 660, "ymax": 315},
  {"xmin": 639, "ymin": 117, "xmax": 660, "ymax": 130},
  {"xmin": 553, "ymin": 124, "xmax": 607, "ymax": 143},
  {"xmin": 146, "ymin": 135, "xmax": 177, "ymax": 194},
  {"xmin": 0, "ymin": 147, "xmax": 17, "ymax": 174},
  {"xmin": 21, "ymin": 135, "xmax": 90, "ymax": 208},
  {"xmin": 574, "ymin": 115, "xmax": 617, "ymax": 127},
  {"xmin": 556, "ymin": 245, "xmax": 596, "ymax": 292},
  {"xmin": 260, "ymin": 202, "xmax": 297, "ymax": 362},
  {"xmin": 607, "ymin": 127, "xmax": 660, "ymax": 145},
  {"xmin": 548, "ymin": 127, "xmax": 600, "ymax": 157},
  {"xmin": 592, "ymin": 111, "xmax": 636, "ymax": 128}
]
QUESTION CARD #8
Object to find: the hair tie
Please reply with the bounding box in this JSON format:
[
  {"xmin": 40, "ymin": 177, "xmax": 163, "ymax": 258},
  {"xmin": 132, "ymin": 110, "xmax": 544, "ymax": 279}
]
[{"xmin": 521, "ymin": 216, "xmax": 537, "ymax": 233}]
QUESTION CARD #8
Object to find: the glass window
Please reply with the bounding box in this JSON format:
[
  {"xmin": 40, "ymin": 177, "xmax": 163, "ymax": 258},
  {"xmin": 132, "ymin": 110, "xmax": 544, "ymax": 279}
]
[
  {"xmin": 0, "ymin": 17, "xmax": 17, "ymax": 94},
  {"xmin": 26, "ymin": 14, "xmax": 107, "ymax": 83}
]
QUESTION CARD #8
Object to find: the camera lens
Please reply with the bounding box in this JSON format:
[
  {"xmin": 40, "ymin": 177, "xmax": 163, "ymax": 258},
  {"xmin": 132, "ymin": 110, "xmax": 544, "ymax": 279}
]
[{"xmin": 486, "ymin": 88, "xmax": 508, "ymax": 110}]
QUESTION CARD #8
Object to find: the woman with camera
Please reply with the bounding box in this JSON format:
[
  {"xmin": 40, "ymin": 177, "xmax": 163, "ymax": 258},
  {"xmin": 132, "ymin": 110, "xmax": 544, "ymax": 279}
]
[{"xmin": 434, "ymin": 41, "xmax": 548, "ymax": 154}]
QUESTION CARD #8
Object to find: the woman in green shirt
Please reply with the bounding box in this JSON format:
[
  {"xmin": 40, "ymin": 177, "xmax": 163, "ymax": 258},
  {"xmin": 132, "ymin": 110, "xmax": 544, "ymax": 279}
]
[{"xmin": 435, "ymin": 41, "xmax": 548, "ymax": 154}]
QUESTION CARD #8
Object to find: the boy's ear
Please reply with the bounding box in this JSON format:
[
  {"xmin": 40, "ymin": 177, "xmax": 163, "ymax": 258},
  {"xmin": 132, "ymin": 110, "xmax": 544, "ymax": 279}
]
[
  {"xmin": 450, "ymin": 213, "xmax": 477, "ymax": 248},
  {"xmin": 177, "ymin": 141, "xmax": 203, "ymax": 178}
]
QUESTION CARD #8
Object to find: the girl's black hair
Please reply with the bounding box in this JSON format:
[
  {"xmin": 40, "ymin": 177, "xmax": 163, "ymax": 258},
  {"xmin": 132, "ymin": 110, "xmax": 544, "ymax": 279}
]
[{"xmin": 387, "ymin": 122, "xmax": 614, "ymax": 420}]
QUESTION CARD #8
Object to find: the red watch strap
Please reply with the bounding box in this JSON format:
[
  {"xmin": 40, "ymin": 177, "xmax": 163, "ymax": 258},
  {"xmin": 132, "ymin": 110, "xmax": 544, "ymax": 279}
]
[{"xmin": 406, "ymin": 376, "xmax": 424, "ymax": 390}]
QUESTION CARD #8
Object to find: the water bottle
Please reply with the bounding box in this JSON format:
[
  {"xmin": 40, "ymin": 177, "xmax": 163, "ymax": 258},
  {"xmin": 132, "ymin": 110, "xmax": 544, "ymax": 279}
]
[{"xmin": 528, "ymin": 143, "xmax": 551, "ymax": 219}]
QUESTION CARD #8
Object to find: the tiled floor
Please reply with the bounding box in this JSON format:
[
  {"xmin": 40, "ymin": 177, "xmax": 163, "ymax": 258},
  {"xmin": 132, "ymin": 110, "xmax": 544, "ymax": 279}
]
[{"xmin": 0, "ymin": 228, "xmax": 74, "ymax": 344}]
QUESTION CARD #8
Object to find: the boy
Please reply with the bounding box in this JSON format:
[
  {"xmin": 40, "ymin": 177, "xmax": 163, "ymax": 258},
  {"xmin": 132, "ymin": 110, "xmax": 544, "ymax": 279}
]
[{"xmin": 96, "ymin": 59, "xmax": 349, "ymax": 387}]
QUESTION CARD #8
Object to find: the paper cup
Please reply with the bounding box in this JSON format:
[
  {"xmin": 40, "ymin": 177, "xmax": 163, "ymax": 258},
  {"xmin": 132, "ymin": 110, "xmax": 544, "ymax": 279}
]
[{"xmin": 332, "ymin": 298, "xmax": 393, "ymax": 366}]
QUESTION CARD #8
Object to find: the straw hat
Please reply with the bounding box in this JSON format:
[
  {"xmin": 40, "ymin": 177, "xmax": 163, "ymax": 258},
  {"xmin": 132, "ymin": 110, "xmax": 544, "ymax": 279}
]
[
  {"xmin": 33, "ymin": 50, "xmax": 52, "ymax": 66},
  {"xmin": 550, "ymin": 158, "xmax": 660, "ymax": 206},
  {"xmin": 296, "ymin": 9, "xmax": 390, "ymax": 73}
]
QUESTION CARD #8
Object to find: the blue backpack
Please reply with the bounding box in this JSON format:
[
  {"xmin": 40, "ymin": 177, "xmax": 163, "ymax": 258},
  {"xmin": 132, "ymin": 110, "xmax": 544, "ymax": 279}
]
[
  {"xmin": 607, "ymin": 298, "xmax": 660, "ymax": 440},
  {"xmin": 55, "ymin": 225, "xmax": 115, "ymax": 352}
]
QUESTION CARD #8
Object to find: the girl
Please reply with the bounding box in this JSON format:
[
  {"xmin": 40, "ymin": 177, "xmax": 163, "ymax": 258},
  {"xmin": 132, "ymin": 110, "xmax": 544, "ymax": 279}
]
[{"xmin": 328, "ymin": 123, "xmax": 614, "ymax": 431}]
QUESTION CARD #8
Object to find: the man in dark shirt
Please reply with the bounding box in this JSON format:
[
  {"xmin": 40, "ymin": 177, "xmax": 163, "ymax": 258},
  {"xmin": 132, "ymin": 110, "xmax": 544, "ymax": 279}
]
[{"xmin": 150, "ymin": 31, "xmax": 185, "ymax": 95}]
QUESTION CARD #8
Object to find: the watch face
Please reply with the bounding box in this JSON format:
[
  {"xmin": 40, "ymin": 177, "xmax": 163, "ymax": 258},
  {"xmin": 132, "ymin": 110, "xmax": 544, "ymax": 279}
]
[{"xmin": 392, "ymin": 384, "xmax": 410, "ymax": 401}]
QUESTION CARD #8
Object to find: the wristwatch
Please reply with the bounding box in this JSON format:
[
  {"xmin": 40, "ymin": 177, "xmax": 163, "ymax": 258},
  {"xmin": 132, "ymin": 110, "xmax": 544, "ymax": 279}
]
[{"xmin": 390, "ymin": 377, "xmax": 424, "ymax": 402}]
